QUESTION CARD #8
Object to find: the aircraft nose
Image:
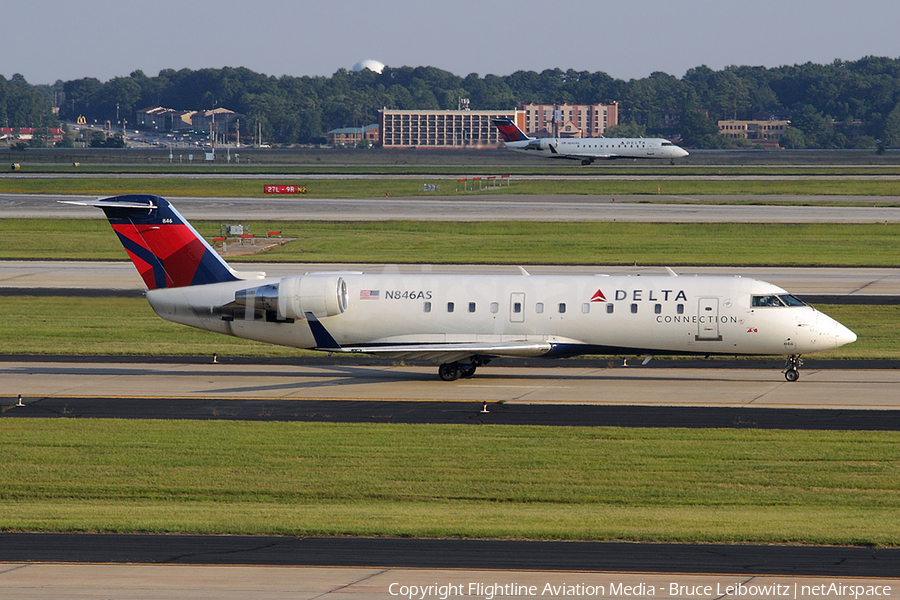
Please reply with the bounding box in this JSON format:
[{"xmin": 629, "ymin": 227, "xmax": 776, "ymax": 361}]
[
  {"xmin": 835, "ymin": 321, "xmax": 857, "ymax": 347},
  {"xmin": 677, "ymin": 147, "xmax": 689, "ymax": 158},
  {"xmin": 822, "ymin": 315, "xmax": 857, "ymax": 349}
]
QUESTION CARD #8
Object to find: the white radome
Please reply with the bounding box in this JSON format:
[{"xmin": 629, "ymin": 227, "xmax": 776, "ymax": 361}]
[{"xmin": 353, "ymin": 59, "xmax": 385, "ymax": 74}]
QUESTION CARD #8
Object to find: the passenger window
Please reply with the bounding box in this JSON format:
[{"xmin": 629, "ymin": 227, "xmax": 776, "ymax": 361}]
[
  {"xmin": 558, "ymin": 303, "xmax": 566, "ymax": 313},
  {"xmin": 631, "ymin": 303, "xmax": 638, "ymax": 314},
  {"xmin": 677, "ymin": 304, "xmax": 684, "ymax": 314},
  {"xmin": 424, "ymin": 302, "xmax": 431, "ymax": 313},
  {"xmin": 654, "ymin": 304, "xmax": 662, "ymax": 314},
  {"xmin": 468, "ymin": 302, "xmax": 476, "ymax": 313},
  {"xmin": 582, "ymin": 303, "xmax": 590, "ymax": 314},
  {"xmin": 606, "ymin": 303, "xmax": 614, "ymax": 314},
  {"xmin": 513, "ymin": 302, "xmax": 522, "ymax": 313},
  {"xmin": 447, "ymin": 302, "xmax": 455, "ymax": 312},
  {"xmin": 490, "ymin": 302, "xmax": 499, "ymax": 313},
  {"xmin": 535, "ymin": 302, "xmax": 544, "ymax": 314}
]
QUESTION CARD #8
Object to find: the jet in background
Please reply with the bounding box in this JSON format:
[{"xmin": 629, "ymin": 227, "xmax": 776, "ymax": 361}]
[
  {"xmin": 492, "ymin": 118, "xmax": 689, "ymax": 165},
  {"xmin": 64, "ymin": 195, "xmax": 855, "ymax": 382}
]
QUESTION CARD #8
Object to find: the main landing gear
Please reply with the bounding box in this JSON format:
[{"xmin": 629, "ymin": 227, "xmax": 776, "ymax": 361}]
[
  {"xmin": 438, "ymin": 358, "xmax": 490, "ymax": 381},
  {"xmin": 783, "ymin": 355, "xmax": 803, "ymax": 382}
]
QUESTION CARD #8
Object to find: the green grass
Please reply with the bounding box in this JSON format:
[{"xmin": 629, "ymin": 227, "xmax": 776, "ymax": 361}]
[
  {"xmin": 0, "ymin": 420, "xmax": 896, "ymax": 544},
  {"xmin": 0, "ymin": 297, "xmax": 890, "ymax": 359},
  {"xmin": 0, "ymin": 296, "xmax": 306, "ymax": 357},
  {"xmin": 5, "ymin": 219, "xmax": 900, "ymax": 266},
  {"xmin": 5, "ymin": 175, "xmax": 900, "ymax": 197}
]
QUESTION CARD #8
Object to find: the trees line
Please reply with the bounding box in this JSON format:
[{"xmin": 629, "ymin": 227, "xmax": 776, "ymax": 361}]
[{"xmin": 3, "ymin": 57, "xmax": 900, "ymax": 149}]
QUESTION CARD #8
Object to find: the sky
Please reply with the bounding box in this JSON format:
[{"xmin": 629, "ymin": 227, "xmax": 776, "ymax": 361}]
[{"xmin": 5, "ymin": 0, "xmax": 900, "ymax": 85}]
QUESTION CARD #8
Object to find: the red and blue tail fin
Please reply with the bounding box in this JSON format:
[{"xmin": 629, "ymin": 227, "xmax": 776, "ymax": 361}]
[
  {"xmin": 64, "ymin": 194, "xmax": 238, "ymax": 289},
  {"xmin": 491, "ymin": 117, "xmax": 531, "ymax": 143}
]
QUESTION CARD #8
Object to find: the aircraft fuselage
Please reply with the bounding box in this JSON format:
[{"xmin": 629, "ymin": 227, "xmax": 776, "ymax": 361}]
[
  {"xmin": 147, "ymin": 271, "xmax": 855, "ymax": 360},
  {"xmin": 505, "ymin": 136, "xmax": 690, "ymax": 162}
]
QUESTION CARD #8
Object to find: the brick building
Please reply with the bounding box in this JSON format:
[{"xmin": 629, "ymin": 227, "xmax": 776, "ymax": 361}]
[
  {"xmin": 378, "ymin": 109, "xmax": 521, "ymax": 148},
  {"xmin": 327, "ymin": 124, "xmax": 380, "ymax": 145},
  {"xmin": 518, "ymin": 102, "xmax": 618, "ymax": 137}
]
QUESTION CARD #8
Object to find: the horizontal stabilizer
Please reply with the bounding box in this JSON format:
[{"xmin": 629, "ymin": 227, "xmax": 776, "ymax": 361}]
[{"xmin": 60, "ymin": 199, "xmax": 158, "ymax": 210}]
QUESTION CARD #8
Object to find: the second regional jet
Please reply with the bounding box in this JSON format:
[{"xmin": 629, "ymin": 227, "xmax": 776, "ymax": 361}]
[
  {"xmin": 492, "ymin": 117, "xmax": 689, "ymax": 165},
  {"xmin": 65, "ymin": 195, "xmax": 855, "ymax": 382}
]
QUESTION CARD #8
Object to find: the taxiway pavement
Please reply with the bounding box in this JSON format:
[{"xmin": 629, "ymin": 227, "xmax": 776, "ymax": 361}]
[
  {"xmin": 4, "ymin": 360, "xmax": 900, "ymax": 411},
  {"xmin": 6, "ymin": 192, "xmax": 900, "ymax": 222},
  {"xmin": 2, "ymin": 563, "xmax": 896, "ymax": 600}
]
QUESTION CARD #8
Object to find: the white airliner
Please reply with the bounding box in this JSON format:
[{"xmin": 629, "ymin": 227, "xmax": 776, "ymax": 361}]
[
  {"xmin": 64, "ymin": 195, "xmax": 855, "ymax": 382},
  {"xmin": 492, "ymin": 118, "xmax": 689, "ymax": 165}
]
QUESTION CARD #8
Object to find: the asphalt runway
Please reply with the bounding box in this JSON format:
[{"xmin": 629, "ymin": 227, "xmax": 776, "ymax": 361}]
[
  {"xmin": 5, "ymin": 192, "xmax": 900, "ymax": 222},
  {"xmin": 4, "ymin": 386, "xmax": 900, "ymax": 429},
  {"xmin": 1, "ymin": 533, "xmax": 897, "ymax": 575}
]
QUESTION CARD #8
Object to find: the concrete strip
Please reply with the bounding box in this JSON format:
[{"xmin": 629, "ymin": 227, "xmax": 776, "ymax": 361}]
[
  {"xmin": 3, "ymin": 362, "xmax": 900, "ymax": 410},
  {"xmin": 0, "ymin": 565, "xmax": 897, "ymax": 600}
]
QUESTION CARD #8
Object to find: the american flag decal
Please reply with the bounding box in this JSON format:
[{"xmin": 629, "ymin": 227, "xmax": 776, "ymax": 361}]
[{"xmin": 359, "ymin": 289, "xmax": 380, "ymax": 300}]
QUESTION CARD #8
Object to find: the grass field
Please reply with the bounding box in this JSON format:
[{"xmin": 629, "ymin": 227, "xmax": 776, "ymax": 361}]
[
  {"xmin": 5, "ymin": 219, "xmax": 900, "ymax": 266},
  {"xmin": 0, "ymin": 420, "xmax": 896, "ymax": 545},
  {"xmin": 5, "ymin": 175, "xmax": 900, "ymax": 198},
  {"xmin": 3, "ymin": 145, "xmax": 900, "ymax": 170}
]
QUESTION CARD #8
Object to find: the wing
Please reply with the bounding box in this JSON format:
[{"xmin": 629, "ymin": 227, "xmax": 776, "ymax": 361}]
[
  {"xmin": 334, "ymin": 341, "xmax": 552, "ymax": 364},
  {"xmin": 305, "ymin": 312, "xmax": 552, "ymax": 363},
  {"xmin": 567, "ymin": 152, "xmax": 617, "ymax": 160}
]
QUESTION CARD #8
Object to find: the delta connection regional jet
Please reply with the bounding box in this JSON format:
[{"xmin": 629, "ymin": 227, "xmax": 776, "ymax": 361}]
[
  {"xmin": 492, "ymin": 117, "xmax": 689, "ymax": 165},
  {"xmin": 65, "ymin": 195, "xmax": 855, "ymax": 382}
]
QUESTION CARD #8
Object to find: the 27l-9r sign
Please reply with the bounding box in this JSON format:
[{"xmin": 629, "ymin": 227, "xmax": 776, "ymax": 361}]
[{"xmin": 264, "ymin": 185, "xmax": 307, "ymax": 194}]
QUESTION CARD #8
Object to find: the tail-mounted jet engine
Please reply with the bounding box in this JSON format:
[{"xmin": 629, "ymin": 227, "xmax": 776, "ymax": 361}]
[{"xmin": 233, "ymin": 275, "xmax": 348, "ymax": 322}]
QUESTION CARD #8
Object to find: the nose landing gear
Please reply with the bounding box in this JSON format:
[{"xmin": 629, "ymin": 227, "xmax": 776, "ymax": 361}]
[{"xmin": 783, "ymin": 355, "xmax": 803, "ymax": 382}]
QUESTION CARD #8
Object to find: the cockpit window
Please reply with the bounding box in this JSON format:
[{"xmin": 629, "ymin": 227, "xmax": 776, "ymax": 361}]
[
  {"xmin": 752, "ymin": 294, "xmax": 806, "ymax": 307},
  {"xmin": 753, "ymin": 295, "xmax": 784, "ymax": 307},
  {"xmin": 779, "ymin": 294, "xmax": 806, "ymax": 307},
  {"xmin": 661, "ymin": 142, "xmax": 672, "ymax": 146}
]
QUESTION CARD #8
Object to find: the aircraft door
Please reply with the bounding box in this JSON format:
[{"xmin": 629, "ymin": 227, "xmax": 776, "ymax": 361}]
[
  {"xmin": 510, "ymin": 292, "xmax": 525, "ymax": 323},
  {"xmin": 696, "ymin": 297, "xmax": 721, "ymax": 340}
]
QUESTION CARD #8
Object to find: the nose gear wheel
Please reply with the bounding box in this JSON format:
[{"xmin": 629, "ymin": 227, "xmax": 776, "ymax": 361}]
[{"xmin": 782, "ymin": 355, "xmax": 803, "ymax": 382}]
